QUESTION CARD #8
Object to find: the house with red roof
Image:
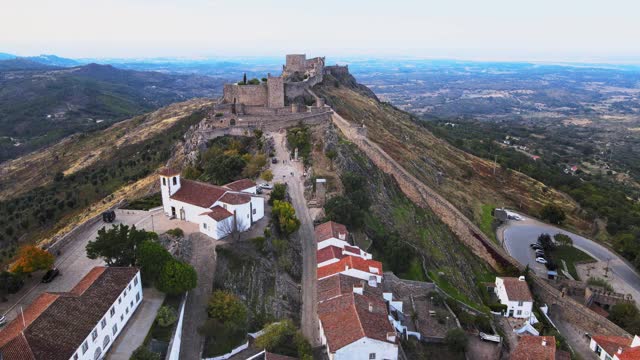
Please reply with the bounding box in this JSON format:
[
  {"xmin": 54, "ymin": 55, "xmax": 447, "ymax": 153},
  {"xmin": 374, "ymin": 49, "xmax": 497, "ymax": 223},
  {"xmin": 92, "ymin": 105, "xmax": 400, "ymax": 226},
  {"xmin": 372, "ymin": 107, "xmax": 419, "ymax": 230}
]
[
  {"xmin": 315, "ymin": 221, "xmax": 351, "ymax": 250},
  {"xmin": 318, "ymin": 292, "xmax": 398, "ymax": 360},
  {"xmin": 511, "ymin": 336, "xmax": 568, "ymax": 360},
  {"xmin": 590, "ymin": 334, "xmax": 640, "ymax": 360},
  {"xmin": 318, "ymin": 256, "xmax": 383, "ymax": 285},
  {"xmin": 158, "ymin": 169, "xmax": 264, "ymax": 239},
  {"xmin": 317, "ymin": 245, "xmax": 372, "ymax": 268},
  {"xmin": 495, "ymin": 276, "xmax": 533, "ymax": 318},
  {"xmin": 0, "ymin": 267, "xmax": 141, "ymax": 360}
]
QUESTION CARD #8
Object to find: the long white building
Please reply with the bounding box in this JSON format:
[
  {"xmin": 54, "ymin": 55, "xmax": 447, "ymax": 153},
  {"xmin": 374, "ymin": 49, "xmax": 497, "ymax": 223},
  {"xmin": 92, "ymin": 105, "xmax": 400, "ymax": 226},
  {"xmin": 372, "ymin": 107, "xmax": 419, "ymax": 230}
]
[
  {"xmin": 495, "ymin": 276, "xmax": 534, "ymax": 319},
  {"xmin": 0, "ymin": 266, "xmax": 142, "ymax": 360},
  {"xmin": 159, "ymin": 169, "xmax": 264, "ymax": 239}
]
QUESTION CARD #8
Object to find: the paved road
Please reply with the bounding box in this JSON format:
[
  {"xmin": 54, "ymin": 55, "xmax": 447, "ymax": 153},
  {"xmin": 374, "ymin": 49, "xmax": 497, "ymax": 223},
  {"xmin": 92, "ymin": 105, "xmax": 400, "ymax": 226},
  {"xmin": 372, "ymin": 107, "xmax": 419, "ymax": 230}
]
[
  {"xmin": 499, "ymin": 212, "xmax": 640, "ymax": 297},
  {"xmin": 270, "ymin": 131, "xmax": 320, "ymax": 346},
  {"xmin": 0, "ymin": 209, "xmax": 155, "ymax": 323}
]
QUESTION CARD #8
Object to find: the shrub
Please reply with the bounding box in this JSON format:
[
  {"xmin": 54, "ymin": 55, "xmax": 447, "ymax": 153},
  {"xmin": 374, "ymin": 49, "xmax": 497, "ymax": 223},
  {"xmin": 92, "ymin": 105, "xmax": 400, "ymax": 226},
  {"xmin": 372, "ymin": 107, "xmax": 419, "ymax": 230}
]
[
  {"xmin": 130, "ymin": 346, "xmax": 161, "ymax": 360},
  {"xmin": 254, "ymin": 320, "xmax": 312, "ymax": 358},
  {"xmin": 489, "ymin": 303, "xmax": 508, "ymax": 313},
  {"xmin": 540, "ymin": 204, "xmax": 566, "ymax": 225},
  {"xmin": 261, "ymin": 170, "xmax": 274, "ymax": 182},
  {"xmin": 554, "ymin": 233, "xmax": 573, "ymax": 247},
  {"xmin": 10, "ymin": 245, "xmax": 54, "ymax": 274},
  {"xmin": 166, "ymin": 228, "xmax": 184, "ymax": 237},
  {"xmin": 207, "ymin": 290, "xmax": 247, "ymax": 329},
  {"xmin": 137, "ymin": 240, "xmax": 173, "ymax": 285},
  {"xmin": 272, "ymin": 200, "xmax": 300, "ymax": 237},
  {"xmin": 269, "ymin": 183, "xmax": 286, "ymax": 205},
  {"xmin": 445, "ymin": 328, "xmax": 469, "ymax": 353},
  {"xmin": 250, "ymin": 236, "xmax": 266, "ymax": 253},
  {"xmin": 587, "ymin": 277, "xmax": 614, "ymax": 292},
  {"xmin": 157, "ymin": 260, "xmax": 197, "ymax": 295},
  {"xmin": 156, "ymin": 306, "xmax": 177, "ymax": 327}
]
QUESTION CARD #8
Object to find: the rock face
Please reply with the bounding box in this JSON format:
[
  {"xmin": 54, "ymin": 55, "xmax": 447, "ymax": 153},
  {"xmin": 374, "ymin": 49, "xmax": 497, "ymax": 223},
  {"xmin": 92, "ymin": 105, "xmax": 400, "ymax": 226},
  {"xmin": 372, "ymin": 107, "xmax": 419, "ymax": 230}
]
[{"xmin": 213, "ymin": 236, "xmax": 302, "ymax": 328}]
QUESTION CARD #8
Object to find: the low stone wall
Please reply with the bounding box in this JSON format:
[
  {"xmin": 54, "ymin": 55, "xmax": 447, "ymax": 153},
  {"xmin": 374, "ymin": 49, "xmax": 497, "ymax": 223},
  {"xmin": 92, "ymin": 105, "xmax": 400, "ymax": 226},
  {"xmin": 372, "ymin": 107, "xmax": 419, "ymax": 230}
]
[{"xmin": 330, "ymin": 111, "xmax": 630, "ymax": 338}]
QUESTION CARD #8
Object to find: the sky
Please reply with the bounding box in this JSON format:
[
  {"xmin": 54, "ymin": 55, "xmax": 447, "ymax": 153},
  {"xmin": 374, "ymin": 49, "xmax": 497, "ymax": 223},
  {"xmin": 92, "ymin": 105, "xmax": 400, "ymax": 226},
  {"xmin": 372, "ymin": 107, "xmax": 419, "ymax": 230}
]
[{"xmin": 2, "ymin": 0, "xmax": 640, "ymax": 62}]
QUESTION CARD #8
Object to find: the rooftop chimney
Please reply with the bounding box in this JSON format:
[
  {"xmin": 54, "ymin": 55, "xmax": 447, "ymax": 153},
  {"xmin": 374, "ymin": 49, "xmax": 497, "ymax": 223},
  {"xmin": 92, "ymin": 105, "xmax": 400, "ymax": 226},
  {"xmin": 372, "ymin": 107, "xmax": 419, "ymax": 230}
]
[
  {"xmin": 519, "ymin": 275, "xmax": 526, "ymax": 281},
  {"xmin": 368, "ymin": 303, "xmax": 373, "ymax": 312},
  {"xmin": 338, "ymin": 232, "xmax": 346, "ymax": 240},
  {"xmin": 386, "ymin": 332, "xmax": 397, "ymax": 342},
  {"xmin": 618, "ymin": 347, "xmax": 624, "ymax": 354},
  {"xmin": 541, "ymin": 339, "xmax": 547, "ymax": 347}
]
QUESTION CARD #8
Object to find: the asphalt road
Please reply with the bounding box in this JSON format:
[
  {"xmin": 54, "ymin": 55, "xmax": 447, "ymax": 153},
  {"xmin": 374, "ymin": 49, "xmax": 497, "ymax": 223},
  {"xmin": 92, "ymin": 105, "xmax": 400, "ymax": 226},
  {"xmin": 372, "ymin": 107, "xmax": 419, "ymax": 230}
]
[
  {"xmin": 270, "ymin": 131, "xmax": 320, "ymax": 346},
  {"xmin": 500, "ymin": 212, "xmax": 640, "ymax": 295}
]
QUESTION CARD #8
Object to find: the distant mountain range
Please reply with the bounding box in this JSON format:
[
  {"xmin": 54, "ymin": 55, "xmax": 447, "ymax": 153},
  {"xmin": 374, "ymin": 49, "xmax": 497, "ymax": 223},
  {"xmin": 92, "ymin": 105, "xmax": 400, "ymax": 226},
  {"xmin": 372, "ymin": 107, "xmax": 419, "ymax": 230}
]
[
  {"xmin": 0, "ymin": 53, "xmax": 81, "ymax": 67},
  {"xmin": 0, "ymin": 61, "xmax": 225, "ymax": 162}
]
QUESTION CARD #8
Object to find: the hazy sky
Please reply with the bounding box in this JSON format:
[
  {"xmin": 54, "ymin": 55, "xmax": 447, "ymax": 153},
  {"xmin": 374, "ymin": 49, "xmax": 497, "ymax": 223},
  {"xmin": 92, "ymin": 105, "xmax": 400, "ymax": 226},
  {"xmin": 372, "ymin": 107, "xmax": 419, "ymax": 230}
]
[{"xmin": 2, "ymin": 0, "xmax": 640, "ymax": 61}]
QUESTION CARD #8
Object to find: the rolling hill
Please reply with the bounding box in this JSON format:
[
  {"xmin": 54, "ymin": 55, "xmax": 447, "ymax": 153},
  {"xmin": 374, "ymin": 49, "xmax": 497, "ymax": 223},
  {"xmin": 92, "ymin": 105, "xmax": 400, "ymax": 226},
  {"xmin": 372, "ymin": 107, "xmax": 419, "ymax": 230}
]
[{"xmin": 0, "ymin": 62, "xmax": 224, "ymax": 162}]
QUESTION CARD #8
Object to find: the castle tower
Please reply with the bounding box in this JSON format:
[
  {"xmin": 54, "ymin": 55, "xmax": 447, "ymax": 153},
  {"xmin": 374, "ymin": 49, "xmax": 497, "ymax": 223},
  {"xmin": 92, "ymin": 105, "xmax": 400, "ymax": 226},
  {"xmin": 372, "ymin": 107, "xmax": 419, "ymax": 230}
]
[
  {"xmin": 267, "ymin": 75, "xmax": 284, "ymax": 108},
  {"xmin": 159, "ymin": 168, "xmax": 181, "ymax": 216}
]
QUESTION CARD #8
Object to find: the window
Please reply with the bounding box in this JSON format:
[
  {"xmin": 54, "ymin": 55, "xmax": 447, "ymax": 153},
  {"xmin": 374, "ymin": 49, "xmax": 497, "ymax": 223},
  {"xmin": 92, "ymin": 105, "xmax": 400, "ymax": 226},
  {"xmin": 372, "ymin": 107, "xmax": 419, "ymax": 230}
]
[
  {"xmin": 369, "ymin": 354, "xmax": 376, "ymax": 359},
  {"xmin": 124, "ymin": 289, "xmax": 127, "ymax": 297},
  {"xmin": 120, "ymin": 314, "xmax": 124, "ymax": 322},
  {"xmin": 128, "ymin": 284, "xmax": 131, "ymax": 291},
  {"xmin": 516, "ymin": 310, "xmax": 522, "ymax": 315},
  {"xmin": 605, "ymin": 355, "xmax": 613, "ymax": 360},
  {"xmin": 247, "ymin": 214, "xmax": 250, "ymax": 219},
  {"xmin": 110, "ymin": 307, "xmax": 115, "ymax": 317},
  {"xmin": 172, "ymin": 176, "xmax": 177, "ymax": 185},
  {"xmin": 82, "ymin": 341, "xmax": 88, "ymax": 354},
  {"xmin": 125, "ymin": 307, "xmax": 129, "ymax": 315},
  {"xmin": 100, "ymin": 318, "xmax": 107, "ymax": 329},
  {"xmin": 162, "ymin": 178, "xmax": 166, "ymax": 186},
  {"xmin": 253, "ymin": 208, "xmax": 256, "ymax": 214},
  {"xmin": 134, "ymin": 277, "xmax": 138, "ymax": 286},
  {"xmin": 130, "ymin": 300, "xmax": 134, "ymax": 308},
  {"xmin": 118, "ymin": 297, "xmax": 122, "ymax": 304},
  {"xmin": 92, "ymin": 329, "xmax": 98, "ymax": 341},
  {"xmin": 112, "ymin": 324, "xmax": 118, "ymax": 335},
  {"xmin": 203, "ymin": 223, "xmax": 207, "ymax": 229},
  {"xmin": 517, "ymin": 301, "xmax": 524, "ymax": 306},
  {"xmin": 74, "ymin": 354, "xmax": 78, "ymax": 360},
  {"xmin": 136, "ymin": 292, "xmax": 141, "ymax": 302}
]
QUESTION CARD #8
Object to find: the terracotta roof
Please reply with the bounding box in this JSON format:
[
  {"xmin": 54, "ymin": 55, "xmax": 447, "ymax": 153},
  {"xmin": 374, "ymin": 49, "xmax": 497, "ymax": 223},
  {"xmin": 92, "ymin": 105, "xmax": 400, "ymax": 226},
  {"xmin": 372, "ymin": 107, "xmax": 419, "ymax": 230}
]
[
  {"xmin": 158, "ymin": 167, "xmax": 181, "ymax": 176},
  {"xmin": 619, "ymin": 347, "xmax": 640, "ymax": 360},
  {"xmin": 219, "ymin": 192, "xmax": 251, "ymax": 205},
  {"xmin": 555, "ymin": 350, "xmax": 571, "ymax": 360},
  {"xmin": 315, "ymin": 221, "xmax": 349, "ymax": 243},
  {"xmin": 317, "ymin": 256, "xmax": 383, "ymax": 280},
  {"xmin": 264, "ymin": 352, "xmax": 298, "ymax": 360},
  {"xmin": 511, "ymin": 336, "xmax": 556, "ymax": 360},
  {"xmin": 318, "ymin": 274, "xmax": 382, "ymax": 303},
  {"xmin": 592, "ymin": 335, "xmax": 633, "ymax": 357},
  {"xmin": 589, "ymin": 304, "xmax": 610, "ymax": 318},
  {"xmin": 201, "ymin": 206, "xmax": 233, "ymax": 221},
  {"xmin": 0, "ymin": 267, "xmax": 139, "ymax": 360},
  {"xmin": 317, "ymin": 246, "xmax": 346, "ymax": 264},
  {"xmin": 224, "ymin": 179, "xmax": 256, "ymax": 192},
  {"xmin": 318, "ymin": 292, "xmax": 395, "ymax": 352},
  {"xmin": 498, "ymin": 277, "xmax": 533, "ymax": 302},
  {"xmin": 170, "ymin": 179, "xmax": 227, "ymax": 208},
  {"xmin": 343, "ymin": 245, "xmax": 362, "ymax": 254}
]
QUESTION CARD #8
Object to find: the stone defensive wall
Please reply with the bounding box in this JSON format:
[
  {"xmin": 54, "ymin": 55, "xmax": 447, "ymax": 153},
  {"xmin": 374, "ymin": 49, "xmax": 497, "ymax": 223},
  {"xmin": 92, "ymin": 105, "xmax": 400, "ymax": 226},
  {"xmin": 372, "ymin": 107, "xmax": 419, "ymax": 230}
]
[
  {"xmin": 222, "ymin": 83, "xmax": 268, "ymax": 106},
  {"xmin": 330, "ymin": 111, "xmax": 630, "ymax": 338},
  {"xmin": 285, "ymin": 75, "xmax": 323, "ymax": 100}
]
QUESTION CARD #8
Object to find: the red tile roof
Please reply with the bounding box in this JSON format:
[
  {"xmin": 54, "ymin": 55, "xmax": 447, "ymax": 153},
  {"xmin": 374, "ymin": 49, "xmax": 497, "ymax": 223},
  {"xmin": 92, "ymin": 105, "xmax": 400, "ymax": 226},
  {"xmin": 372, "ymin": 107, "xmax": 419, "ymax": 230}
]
[
  {"xmin": 264, "ymin": 352, "xmax": 298, "ymax": 360},
  {"xmin": 343, "ymin": 245, "xmax": 362, "ymax": 254},
  {"xmin": 619, "ymin": 347, "xmax": 640, "ymax": 360},
  {"xmin": 317, "ymin": 246, "xmax": 346, "ymax": 264},
  {"xmin": 219, "ymin": 192, "xmax": 251, "ymax": 205},
  {"xmin": 0, "ymin": 267, "xmax": 139, "ymax": 360},
  {"xmin": 201, "ymin": 206, "xmax": 233, "ymax": 221},
  {"xmin": 317, "ymin": 256, "xmax": 382, "ymax": 280},
  {"xmin": 318, "ymin": 274, "xmax": 382, "ymax": 303},
  {"xmin": 318, "ymin": 292, "xmax": 395, "ymax": 352},
  {"xmin": 511, "ymin": 336, "xmax": 556, "ymax": 360},
  {"xmin": 170, "ymin": 179, "xmax": 227, "ymax": 208},
  {"xmin": 158, "ymin": 167, "xmax": 181, "ymax": 176},
  {"xmin": 224, "ymin": 179, "xmax": 256, "ymax": 192},
  {"xmin": 498, "ymin": 277, "xmax": 533, "ymax": 302},
  {"xmin": 315, "ymin": 221, "xmax": 349, "ymax": 243},
  {"xmin": 592, "ymin": 335, "xmax": 633, "ymax": 357}
]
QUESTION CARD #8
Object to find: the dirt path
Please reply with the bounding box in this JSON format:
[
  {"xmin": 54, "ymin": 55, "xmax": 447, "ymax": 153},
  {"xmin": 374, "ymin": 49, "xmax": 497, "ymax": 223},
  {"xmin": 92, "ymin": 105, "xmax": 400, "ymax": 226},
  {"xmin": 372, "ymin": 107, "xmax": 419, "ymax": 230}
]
[
  {"xmin": 269, "ymin": 131, "xmax": 320, "ymax": 346},
  {"xmin": 179, "ymin": 233, "xmax": 220, "ymax": 360}
]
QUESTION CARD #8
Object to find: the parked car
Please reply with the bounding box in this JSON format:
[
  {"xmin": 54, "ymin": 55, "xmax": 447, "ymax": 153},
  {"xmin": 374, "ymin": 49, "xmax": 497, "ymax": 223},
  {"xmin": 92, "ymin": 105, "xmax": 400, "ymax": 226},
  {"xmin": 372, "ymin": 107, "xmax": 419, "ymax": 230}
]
[
  {"xmin": 271, "ymin": 158, "xmax": 278, "ymax": 164},
  {"xmin": 41, "ymin": 268, "xmax": 60, "ymax": 283},
  {"xmin": 535, "ymin": 257, "xmax": 548, "ymax": 264},
  {"xmin": 530, "ymin": 243, "xmax": 543, "ymax": 249},
  {"xmin": 535, "ymin": 250, "xmax": 545, "ymax": 255},
  {"xmin": 102, "ymin": 210, "xmax": 116, "ymax": 223},
  {"xmin": 0, "ymin": 315, "xmax": 6, "ymax": 327},
  {"xmin": 259, "ymin": 183, "xmax": 273, "ymax": 190}
]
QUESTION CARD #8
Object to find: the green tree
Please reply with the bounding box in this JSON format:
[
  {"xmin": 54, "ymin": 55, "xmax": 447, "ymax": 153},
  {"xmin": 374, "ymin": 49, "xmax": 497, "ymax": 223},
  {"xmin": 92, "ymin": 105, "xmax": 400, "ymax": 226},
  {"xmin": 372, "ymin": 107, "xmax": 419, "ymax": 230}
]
[
  {"xmin": 609, "ymin": 303, "xmax": 640, "ymax": 334},
  {"xmin": 272, "ymin": 200, "xmax": 300, "ymax": 237},
  {"xmin": 269, "ymin": 183, "xmax": 287, "ymax": 205},
  {"xmin": 554, "ymin": 233, "xmax": 573, "ymax": 247},
  {"xmin": 261, "ymin": 170, "xmax": 274, "ymax": 182},
  {"xmin": 207, "ymin": 290, "xmax": 247, "ymax": 328},
  {"xmin": 86, "ymin": 224, "xmax": 156, "ymax": 266},
  {"xmin": 324, "ymin": 196, "xmax": 362, "ymax": 228},
  {"xmin": 156, "ymin": 306, "xmax": 178, "ymax": 327},
  {"xmin": 326, "ymin": 149, "xmax": 337, "ymax": 170},
  {"xmin": 182, "ymin": 165, "xmax": 202, "ymax": 180},
  {"xmin": 0, "ymin": 271, "xmax": 23, "ymax": 300},
  {"xmin": 157, "ymin": 260, "xmax": 197, "ymax": 295},
  {"xmin": 537, "ymin": 233, "xmax": 555, "ymax": 251},
  {"xmin": 255, "ymin": 320, "xmax": 312, "ymax": 358},
  {"xmin": 10, "ymin": 245, "xmax": 54, "ymax": 274},
  {"xmin": 137, "ymin": 240, "xmax": 173, "ymax": 285},
  {"xmin": 540, "ymin": 203, "xmax": 566, "ymax": 225},
  {"xmin": 130, "ymin": 346, "xmax": 161, "ymax": 360},
  {"xmin": 445, "ymin": 328, "xmax": 469, "ymax": 353}
]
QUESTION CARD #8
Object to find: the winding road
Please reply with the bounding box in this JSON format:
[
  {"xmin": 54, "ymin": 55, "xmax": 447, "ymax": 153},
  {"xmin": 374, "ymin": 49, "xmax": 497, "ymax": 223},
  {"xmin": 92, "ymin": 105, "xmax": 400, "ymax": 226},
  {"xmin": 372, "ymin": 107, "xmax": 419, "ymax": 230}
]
[{"xmin": 499, "ymin": 212, "xmax": 640, "ymax": 300}]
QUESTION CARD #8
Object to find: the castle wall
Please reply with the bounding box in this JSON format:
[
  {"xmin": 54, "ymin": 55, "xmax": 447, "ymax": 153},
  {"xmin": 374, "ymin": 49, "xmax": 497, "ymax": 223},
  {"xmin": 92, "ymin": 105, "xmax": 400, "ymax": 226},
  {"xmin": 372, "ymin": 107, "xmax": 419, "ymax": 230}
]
[
  {"xmin": 285, "ymin": 54, "xmax": 307, "ymax": 73},
  {"xmin": 222, "ymin": 83, "xmax": 268, "ymax": 106},
  {"xmin": 267, "ymin": 76, "xmax": 285, "ymax": 108},
  {"xmin": 284, "ymin": 75, "xmax": 323, "ymax": 101},
  {"xmin": 325, "ymin": 65, "xmax": 349, "ymax": 77}
]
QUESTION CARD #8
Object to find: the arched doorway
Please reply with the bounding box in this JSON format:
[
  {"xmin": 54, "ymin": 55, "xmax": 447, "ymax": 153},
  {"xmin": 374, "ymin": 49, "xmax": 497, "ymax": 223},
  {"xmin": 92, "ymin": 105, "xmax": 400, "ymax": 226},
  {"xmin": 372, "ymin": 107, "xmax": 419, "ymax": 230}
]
[
  {"xmin": 230, "ymin": 118, "xmax": 236, "ymax": 126},
  {"xmin": 93, "ymin": 346, "xmax": 102, "ymax": 360},
  {"xmin": 103, "ymin": 335, "xmax": 111, "ymax": 348}
]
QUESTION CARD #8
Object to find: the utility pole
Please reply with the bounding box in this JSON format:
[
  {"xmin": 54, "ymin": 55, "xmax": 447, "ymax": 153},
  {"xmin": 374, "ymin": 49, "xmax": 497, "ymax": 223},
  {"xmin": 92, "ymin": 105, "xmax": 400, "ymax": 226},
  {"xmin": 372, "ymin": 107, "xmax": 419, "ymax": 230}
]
[{"xmin": 493, "ymin": 155, "xmax": 498, "ymax": 176}]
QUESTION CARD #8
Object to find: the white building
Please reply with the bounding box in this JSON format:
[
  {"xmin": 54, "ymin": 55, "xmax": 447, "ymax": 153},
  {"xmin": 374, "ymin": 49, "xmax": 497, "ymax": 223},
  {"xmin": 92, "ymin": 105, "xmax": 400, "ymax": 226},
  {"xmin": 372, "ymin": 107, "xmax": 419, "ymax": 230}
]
[
  {"xmin": 495, "ymin": 276, "xmax": 534, "ymax": 318},
  {"xmin": 159, "ymin": 169, "xmax": 264, "ymax": 239},
  {"xmin": 317, "ymin": 245, "xmax": 372, "ymax": 268},
  {"xmin": 317, "ymin": 256, "xmax": 384, "ymax": 285},
  {"xmin": 0, "ymin": 267, "xmax": 142, "ymax": 360},
  {"xmin": 315, "ymin": 221, "xmax": 351, "ymax": 250},
  {"xmin": 590, "ymin": 335, "xmax": 640, "ymax": 360}
]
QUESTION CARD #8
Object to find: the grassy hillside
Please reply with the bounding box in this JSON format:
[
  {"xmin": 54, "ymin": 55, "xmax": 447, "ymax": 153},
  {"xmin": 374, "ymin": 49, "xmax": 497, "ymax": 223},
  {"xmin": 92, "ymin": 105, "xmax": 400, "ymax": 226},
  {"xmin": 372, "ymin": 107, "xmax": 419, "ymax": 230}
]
[
  {"xmin": 0, "ymin": 62, "xmax": 223, "ymax": 161},
  {"xmin": 0, "ymin": 99, "xmax": 214, "ymax": 262},
  {"xmin": 314, "ymin": 72, "xmax": 590, "ymax": 237}
]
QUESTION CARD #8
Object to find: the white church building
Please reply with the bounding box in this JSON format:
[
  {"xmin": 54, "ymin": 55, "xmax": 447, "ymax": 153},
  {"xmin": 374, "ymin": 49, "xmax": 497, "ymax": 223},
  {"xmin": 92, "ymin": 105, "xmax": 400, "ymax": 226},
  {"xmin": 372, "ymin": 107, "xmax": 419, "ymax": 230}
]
[{"xmin": 159, "ymin": 168, "xmax": 264, "ymax": 239}]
